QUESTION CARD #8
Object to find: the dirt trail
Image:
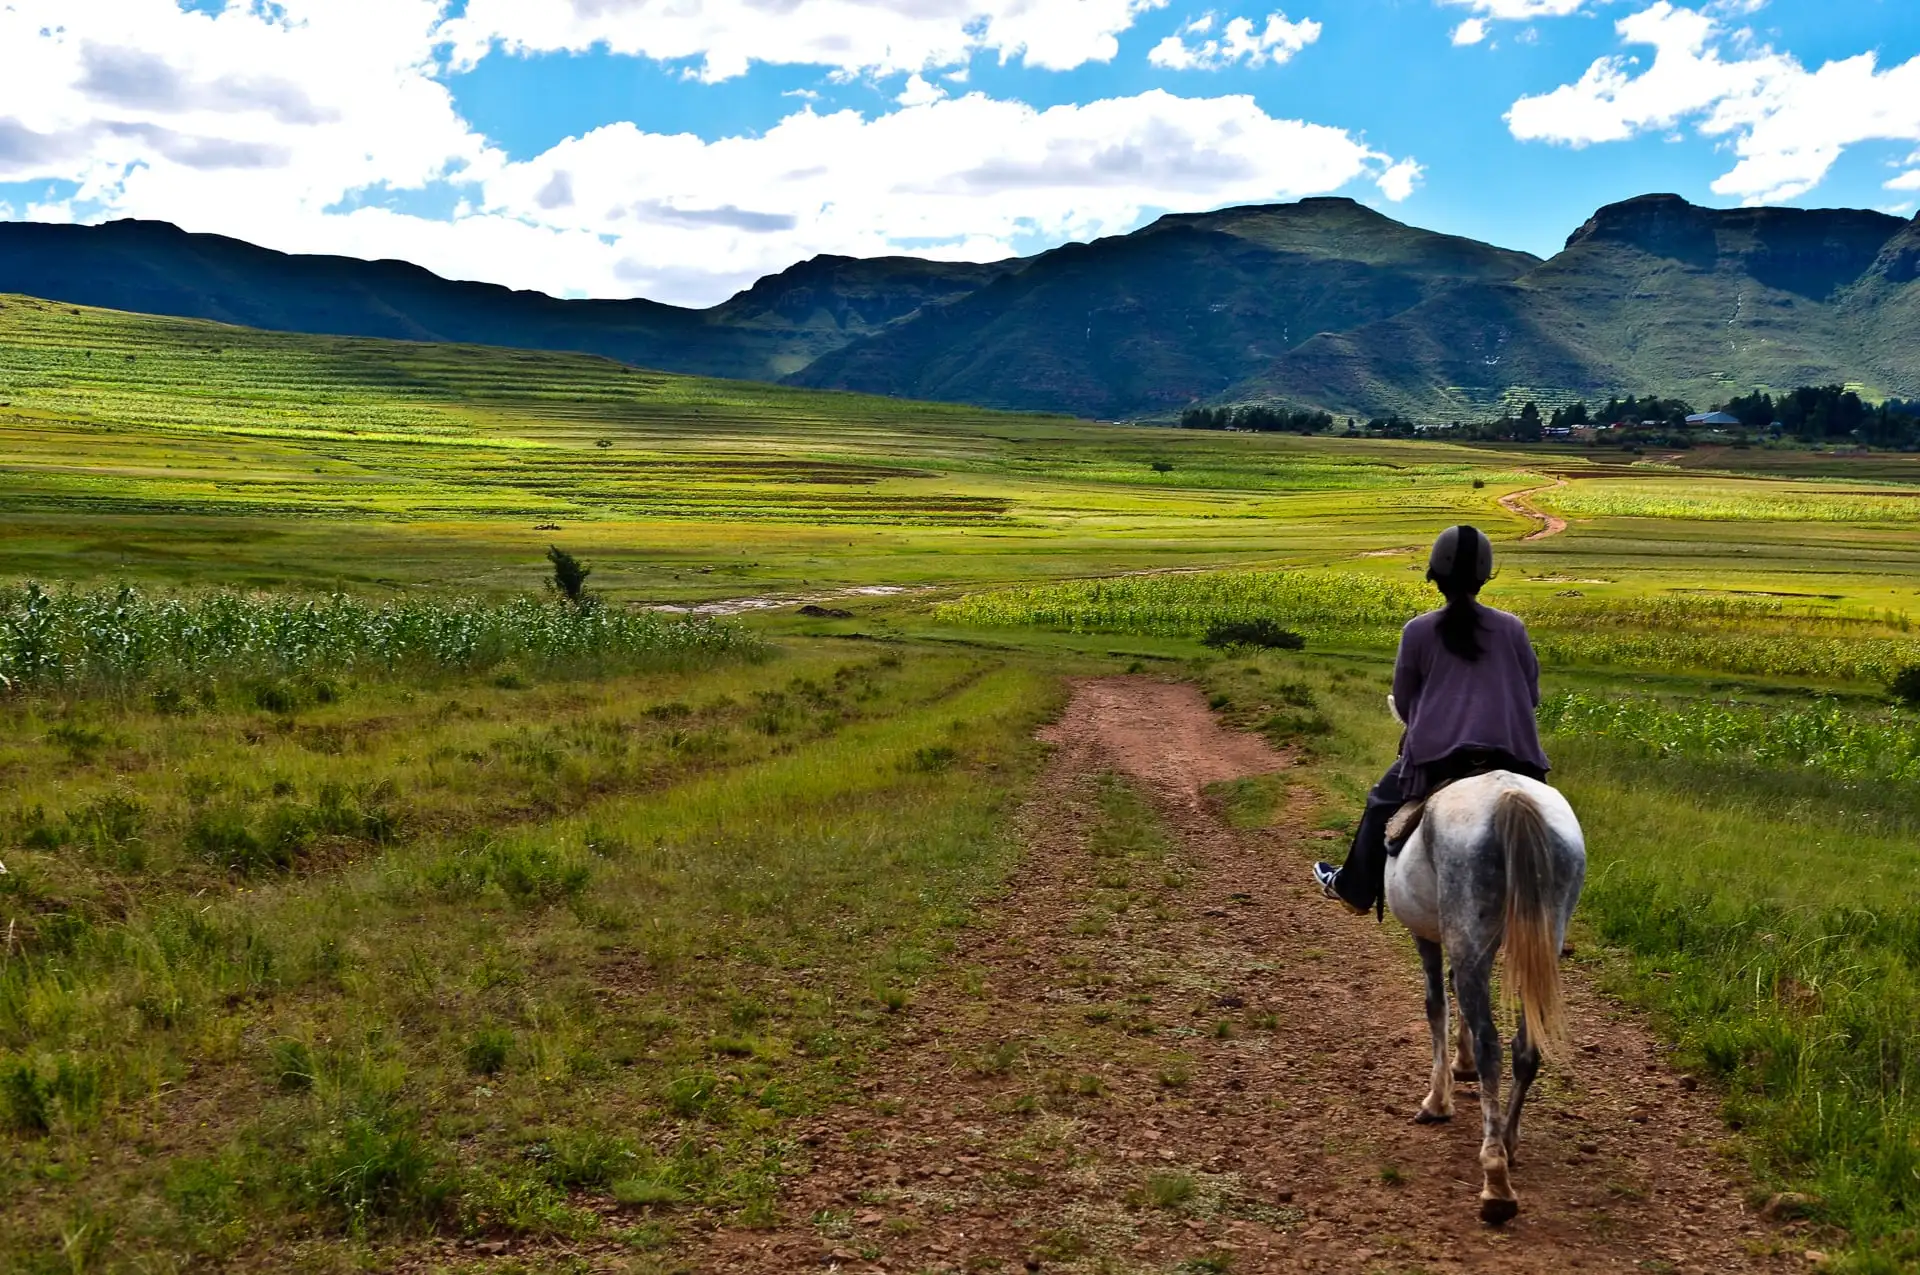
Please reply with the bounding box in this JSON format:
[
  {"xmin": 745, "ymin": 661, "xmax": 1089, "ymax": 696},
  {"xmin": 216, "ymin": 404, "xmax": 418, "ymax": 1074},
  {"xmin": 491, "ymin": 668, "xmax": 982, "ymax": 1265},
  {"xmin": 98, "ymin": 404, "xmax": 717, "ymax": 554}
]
[
  {"xmin": 1498, "ymin": 480, "xmax": 1570, "ymax": 542},
  {"xmin": 689, "ymin": 679, "xmax": 1788, "ymax": 1273}
]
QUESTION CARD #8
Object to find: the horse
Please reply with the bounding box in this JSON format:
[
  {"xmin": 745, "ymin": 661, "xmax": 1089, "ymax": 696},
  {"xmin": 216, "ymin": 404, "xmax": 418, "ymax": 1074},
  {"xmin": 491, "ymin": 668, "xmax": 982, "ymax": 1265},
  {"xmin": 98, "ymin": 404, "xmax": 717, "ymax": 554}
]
[{"xmin": 1383, "ymin": 770, "xmax": 1586, "ymax": 1225}]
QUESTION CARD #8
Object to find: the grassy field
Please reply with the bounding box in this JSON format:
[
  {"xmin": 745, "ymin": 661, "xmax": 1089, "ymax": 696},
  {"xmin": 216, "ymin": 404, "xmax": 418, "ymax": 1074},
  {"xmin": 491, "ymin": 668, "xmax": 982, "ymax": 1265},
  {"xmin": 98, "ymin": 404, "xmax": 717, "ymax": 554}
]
[
  {"xmin": 0, "ymin": 627, "xmax": 1069, "ymax": 1270},
  {"xmin": 9, "ymin": 296, "xmax": 1920, "ymax": 1270},
  {"xmin": 13, "ymin": 293, "xmax": 1920, "ymax": 608}
]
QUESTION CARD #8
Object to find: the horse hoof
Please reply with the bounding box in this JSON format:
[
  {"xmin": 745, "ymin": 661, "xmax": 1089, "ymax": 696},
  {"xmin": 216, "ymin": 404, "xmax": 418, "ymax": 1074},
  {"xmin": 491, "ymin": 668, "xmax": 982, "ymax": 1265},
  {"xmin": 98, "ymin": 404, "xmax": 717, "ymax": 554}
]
[
  {"xmin": 1452, "ymin": 1067, "xmax": 1479, "ymax": 1083},
  {"xmin": 1480, "ymin": 1196, "xmax": 1519, "ymax": 1227},
  {"xmin": 1413, "ymin": 1109, "xmax": 1451, "ymax": 1125}
]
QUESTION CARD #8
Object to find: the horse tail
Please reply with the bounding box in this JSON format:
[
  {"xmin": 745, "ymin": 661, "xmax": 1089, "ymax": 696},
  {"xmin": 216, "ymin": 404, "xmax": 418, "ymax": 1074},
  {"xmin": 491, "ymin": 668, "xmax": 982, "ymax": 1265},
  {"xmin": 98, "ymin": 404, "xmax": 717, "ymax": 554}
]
[{"xmin": 1496, "ymin": 786, "xmax": 1568, "ymax": 1059}]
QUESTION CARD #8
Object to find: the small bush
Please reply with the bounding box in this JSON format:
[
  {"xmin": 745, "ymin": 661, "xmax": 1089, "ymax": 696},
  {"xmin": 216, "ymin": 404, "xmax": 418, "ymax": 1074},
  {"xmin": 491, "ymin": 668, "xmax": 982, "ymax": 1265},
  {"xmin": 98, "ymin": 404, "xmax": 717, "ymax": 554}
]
[
  {"xmin": 186, "ymin": 803, "xmax": 302, "ymax": 875},
  {"xmin": 165, "ymin": 1156, "xmax": 247, "ymax": 1255},
  {"xmin": 272, "ymin": 1039, "xmax": 317, "ymax": 1092},
  {"xmin": 1, "ymin": 1058, "xmax": 51, "ymax": 1134},
  {"xmin": 1137, "ymin": 1171, "xmax": 1196, "ymax": 1210},
  {"xmin": 1202, "ymin": 619, "xmax": 1305, "ymax": 651},
  {"xmin": 664, "ymin": 1071, "xmax": 723, "ymax": 1118},
  {"xmin": 464, "ymin": 1028, "xmax": 513, "ymax": 1076},
  {"xmin": 538, "ymin": 1130, "xmax": 638, "ymax": 1190},
  {"xmin": 1261, "ymin": 709, "xmax": 1333, "ymax": 741},
  {"xmin": 294, "ymin": 1114, "xmax": 454, "ymax": 1234},
  {"xmin": 547, "ymin": 547, "xmax": 592, "ymax": 607},
  {"xmin": 612, "ymin": 1175, "xmax": 686, "ymax": 1208},
  {"xmin": 905, "ymin": 744, "xmax": 958, "ymax": 773},
  {"xmin": 426, "ymin": 836, "xmax": 591, "ymax": 905},
  {"xmin": 1890, "ymin": 665, "xmax": 1920, "ymax": 705}
]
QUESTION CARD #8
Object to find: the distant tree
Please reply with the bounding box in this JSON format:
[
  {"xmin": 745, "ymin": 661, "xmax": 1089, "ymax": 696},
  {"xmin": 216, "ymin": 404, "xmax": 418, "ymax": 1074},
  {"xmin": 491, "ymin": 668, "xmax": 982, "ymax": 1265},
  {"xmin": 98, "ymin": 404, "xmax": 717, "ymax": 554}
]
[
  {"xmin": 1516, "ymin": 401, "xmax": 1544, "ymax": 442},
  {"xmin": 1546, "ymin": 400, "xmax": 1589, "ymax": 431},
  {"xmin": 1364, "ymin": 414, "xmax": 1420, "ymax": 438},
  {"xmin": 1179, "ymin": 403, "xmax": 1334, "ymax": 434},
  {"xmin": 547, "ymin": 546, "xmax": 592, "ymax": 607}
]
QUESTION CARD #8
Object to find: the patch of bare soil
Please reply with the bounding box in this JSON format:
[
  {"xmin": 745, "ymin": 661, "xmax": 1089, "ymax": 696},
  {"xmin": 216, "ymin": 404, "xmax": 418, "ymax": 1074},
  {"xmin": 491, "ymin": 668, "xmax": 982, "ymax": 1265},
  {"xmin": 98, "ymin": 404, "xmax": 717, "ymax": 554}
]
[
  {"xmin": 686, "ymin": 678, "xmax": 1789, "ymax": 1273},
  {"xmin": 1498, "ymin": 481, "xmax": 1570, "ymax": 542}
]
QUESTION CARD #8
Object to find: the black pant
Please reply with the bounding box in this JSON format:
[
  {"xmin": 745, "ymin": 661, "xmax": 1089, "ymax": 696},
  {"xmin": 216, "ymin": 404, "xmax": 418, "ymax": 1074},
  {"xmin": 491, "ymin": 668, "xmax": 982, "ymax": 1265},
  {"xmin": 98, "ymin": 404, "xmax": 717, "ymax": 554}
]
[{"xmin": 1334, "ymin": 750, "xmax": 1547, "ymax": 915}]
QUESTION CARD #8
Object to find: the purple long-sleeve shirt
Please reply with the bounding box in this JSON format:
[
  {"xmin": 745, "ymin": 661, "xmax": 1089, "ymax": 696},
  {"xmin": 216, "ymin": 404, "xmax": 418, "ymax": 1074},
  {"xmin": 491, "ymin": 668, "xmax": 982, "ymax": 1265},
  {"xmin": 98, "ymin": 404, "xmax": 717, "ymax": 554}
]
[{"xmin": 1392, "ymin": 604, "xmax": 1549, "ymax": 794}]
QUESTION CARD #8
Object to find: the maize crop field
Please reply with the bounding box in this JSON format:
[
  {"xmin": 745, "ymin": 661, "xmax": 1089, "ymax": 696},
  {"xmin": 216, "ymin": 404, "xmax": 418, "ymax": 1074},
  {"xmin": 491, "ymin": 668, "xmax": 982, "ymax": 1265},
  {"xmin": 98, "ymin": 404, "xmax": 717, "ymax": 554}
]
[
  {"xmin": 0, "ymin": 582, "xmax": 759, "ymax": 692},
  {"xmin": 939, "ymin": 567, "xmax": 1920, "ymax": 685},
  {"xmin": 1539, "ymin": 478, "xmax": 1920, "ymax": 523},
  {"xmin": 1539, "ymin": 690, "xmax": 1920, "ymax": 783}
]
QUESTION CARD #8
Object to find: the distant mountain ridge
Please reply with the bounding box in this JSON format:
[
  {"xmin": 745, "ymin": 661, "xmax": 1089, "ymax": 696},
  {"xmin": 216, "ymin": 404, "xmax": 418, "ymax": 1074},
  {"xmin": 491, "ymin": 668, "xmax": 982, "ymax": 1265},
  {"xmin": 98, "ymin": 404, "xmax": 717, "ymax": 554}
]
[{"xmin": 3, "ymin": 194, "xmax": 1915, "ymax": 419}]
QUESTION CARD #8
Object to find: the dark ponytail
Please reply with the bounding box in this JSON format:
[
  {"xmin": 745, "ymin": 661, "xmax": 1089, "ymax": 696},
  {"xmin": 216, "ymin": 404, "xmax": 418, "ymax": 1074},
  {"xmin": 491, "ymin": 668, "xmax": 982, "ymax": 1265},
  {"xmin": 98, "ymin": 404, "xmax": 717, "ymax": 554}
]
[{"xmin": 1432, "ymin": 525, "xmax": 1487, "ymax": 661}]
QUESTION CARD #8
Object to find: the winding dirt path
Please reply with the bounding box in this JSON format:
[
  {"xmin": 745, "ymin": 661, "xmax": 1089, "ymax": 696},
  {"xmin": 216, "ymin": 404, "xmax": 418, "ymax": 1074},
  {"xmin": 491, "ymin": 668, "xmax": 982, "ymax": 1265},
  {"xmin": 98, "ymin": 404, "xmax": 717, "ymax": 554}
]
[
  {"xmin": 688, "ymin": 679, "xmax": 1791, "ymax": 1273},
  {"xmin": 1498, "ymin": 480, "xmax": 1570, "ymax": 542}
]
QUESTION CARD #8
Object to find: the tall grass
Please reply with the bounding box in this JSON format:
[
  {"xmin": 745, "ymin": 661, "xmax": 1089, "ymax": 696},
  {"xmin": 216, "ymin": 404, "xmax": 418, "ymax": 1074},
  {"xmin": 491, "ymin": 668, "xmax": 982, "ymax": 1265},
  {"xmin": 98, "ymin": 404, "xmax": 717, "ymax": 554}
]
[
  {"xmin": 941, "ymin": 568, "xmax": 1920, "ymax": 683},
  {"xmin": 1539, "ymin": 482, "xmax": 1920, "ymax": 523},
  {"xmin": 0, "ymin": 583, "xmax": 760, "ymax": 691},
  {"xmin": 934, "ymin": 570, "xmax": 1432, "ymax": 644},
  {"xmin": 1539, "ymin": 690, "xmax": 1920, "ymax": 782}
]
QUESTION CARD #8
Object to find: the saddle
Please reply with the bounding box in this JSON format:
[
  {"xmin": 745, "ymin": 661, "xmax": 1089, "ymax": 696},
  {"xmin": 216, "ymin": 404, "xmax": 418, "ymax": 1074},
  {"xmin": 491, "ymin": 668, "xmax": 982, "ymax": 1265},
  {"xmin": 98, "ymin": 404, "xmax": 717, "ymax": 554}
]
[
  {"xmin": 1385, "ymin": 797, "xmax": 1432, "ymax": 849},
  {"xmin": 1385, "ymin": 788, "xmax": 1447, "ymax": 852},
  {"xmin": 1384, "ymin": 748, "xmax": 1531, "ymax": 853}
]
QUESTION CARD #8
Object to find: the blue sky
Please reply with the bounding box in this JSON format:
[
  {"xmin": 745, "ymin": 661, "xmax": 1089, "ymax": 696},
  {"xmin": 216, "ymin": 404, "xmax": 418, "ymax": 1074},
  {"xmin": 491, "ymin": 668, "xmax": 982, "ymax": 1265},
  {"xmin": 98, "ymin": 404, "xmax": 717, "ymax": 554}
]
[{"xmin": 1, "ymin": 0, "xmax": 1917, "ymax": 305}]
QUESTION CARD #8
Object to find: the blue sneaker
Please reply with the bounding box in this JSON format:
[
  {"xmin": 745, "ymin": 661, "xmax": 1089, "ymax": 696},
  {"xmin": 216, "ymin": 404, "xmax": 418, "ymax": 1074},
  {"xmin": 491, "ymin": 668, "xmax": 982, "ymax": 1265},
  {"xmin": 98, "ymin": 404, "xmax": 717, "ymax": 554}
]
[{"xmin": 1313, "ymin": 862, "xmax": 1366, "ymax": 915}]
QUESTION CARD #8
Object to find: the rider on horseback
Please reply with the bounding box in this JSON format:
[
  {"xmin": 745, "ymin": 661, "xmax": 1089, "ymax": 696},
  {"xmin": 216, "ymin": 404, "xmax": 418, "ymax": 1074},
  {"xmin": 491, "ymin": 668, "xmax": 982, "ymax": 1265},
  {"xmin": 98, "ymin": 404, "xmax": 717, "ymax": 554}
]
[{"xmin": 1313, "ymin": 524, "xmax": 1550, "ymax": 916}]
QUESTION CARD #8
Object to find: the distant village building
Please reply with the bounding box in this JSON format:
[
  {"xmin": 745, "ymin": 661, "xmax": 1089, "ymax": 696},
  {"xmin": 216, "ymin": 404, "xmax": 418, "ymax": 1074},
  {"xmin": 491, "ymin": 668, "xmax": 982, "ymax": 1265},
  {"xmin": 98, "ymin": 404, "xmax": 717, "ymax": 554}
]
[{"xmin": 1685, "ymin": 411, "xmax": 1742, "ymax": 427}]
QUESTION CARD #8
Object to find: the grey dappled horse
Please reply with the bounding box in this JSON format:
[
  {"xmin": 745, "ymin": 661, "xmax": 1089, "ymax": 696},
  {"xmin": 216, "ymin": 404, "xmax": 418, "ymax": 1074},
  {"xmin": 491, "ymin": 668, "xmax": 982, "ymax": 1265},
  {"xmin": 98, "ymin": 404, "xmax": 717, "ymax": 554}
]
[{"xmin": 1384, "ymin": 771, "xmax": 1586, "ymax": 1225}]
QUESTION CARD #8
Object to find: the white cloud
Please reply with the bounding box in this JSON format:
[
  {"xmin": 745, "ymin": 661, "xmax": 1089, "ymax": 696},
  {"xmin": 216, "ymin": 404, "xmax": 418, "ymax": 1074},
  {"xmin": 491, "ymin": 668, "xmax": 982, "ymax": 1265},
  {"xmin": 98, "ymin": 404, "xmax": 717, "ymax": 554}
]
[
  {"xmin": 1376, "ymin": 158, "xmax": 1425, "ymax": 201},
  {"xmin": 1440, "ymin": 0, "xmax": 1595, "ymax": 18},
  {"xmin": 0, "ymin": 0, "xmax": 491, "ymax": 221},
  {"xmin": 0, "ymin": 0, "xmax": 1414, "ymax": 308},
  {"xmin": 482, "ymin": 90, "xmax": 1414, "ymax": 301},
  {"xmin": 443, "ymin": 0, "xmax": 1170, "ymax": 82},
  {"xmin": 896, "ymin": 74, "xmax": 946, "ymax": 107},
  {"xmin": 1887, "ymin": 170, "xmax": 1920, "ymax": 193},
  {"xmin": 1452, "ymin": 19, "xmax": 1489, "ymax": 45},
  {"xmin": 1507, "ymin": 2, "xmax": 1920, "ymax": 203},
  {"xmin": 1148, "ymin": 11, "xmax": 1322, "ymax": 71}
]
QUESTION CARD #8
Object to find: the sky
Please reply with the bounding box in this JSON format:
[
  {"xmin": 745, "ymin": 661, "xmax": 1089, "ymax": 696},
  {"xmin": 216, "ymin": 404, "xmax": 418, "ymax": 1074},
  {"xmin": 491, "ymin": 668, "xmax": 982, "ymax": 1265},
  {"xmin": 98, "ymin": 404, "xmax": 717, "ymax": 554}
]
[{"xmin": 0, "ymin": 0, "xmax": 1916, "ymax": 309}]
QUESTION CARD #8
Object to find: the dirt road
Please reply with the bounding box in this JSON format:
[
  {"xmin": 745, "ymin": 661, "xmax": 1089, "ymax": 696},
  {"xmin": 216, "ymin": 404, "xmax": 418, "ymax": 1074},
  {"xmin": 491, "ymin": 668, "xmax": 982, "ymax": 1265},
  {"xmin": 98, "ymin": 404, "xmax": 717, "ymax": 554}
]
[
  {"xmin": 690, "ymin": 679, "xmax": 1789, "ymax": 1273},
  {"xmin": 1498, "ymin": 481, "xmax": 1570, "ymax": 542}
]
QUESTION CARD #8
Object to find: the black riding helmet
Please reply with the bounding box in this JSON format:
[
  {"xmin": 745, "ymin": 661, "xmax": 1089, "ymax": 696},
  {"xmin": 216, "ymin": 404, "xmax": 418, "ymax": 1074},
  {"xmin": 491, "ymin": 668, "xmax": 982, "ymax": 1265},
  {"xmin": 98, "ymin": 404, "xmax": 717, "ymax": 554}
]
[{"xmin": 1426, "ymin": 525, "xmax": 1493, "ymax": 593}]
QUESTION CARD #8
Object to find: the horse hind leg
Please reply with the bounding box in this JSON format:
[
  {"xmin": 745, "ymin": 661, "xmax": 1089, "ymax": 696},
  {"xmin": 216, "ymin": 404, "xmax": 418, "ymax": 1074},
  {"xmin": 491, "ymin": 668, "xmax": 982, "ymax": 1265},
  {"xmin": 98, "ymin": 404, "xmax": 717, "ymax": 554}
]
[
  {"xmin": 1503, "ymin": 1013, "xmax": 1542, "ymax": 1166},
  {"xmin": 1455, "ymin": 956, "xmax": 1517, "ymax": 1225},
  {"xmin": 1450, "ymin": 965, "xmax": 1478, "ymax": 1082},
  {"xmin": 1414, "ymin": 938, "xmax": 1453, "ymax": 1124}
]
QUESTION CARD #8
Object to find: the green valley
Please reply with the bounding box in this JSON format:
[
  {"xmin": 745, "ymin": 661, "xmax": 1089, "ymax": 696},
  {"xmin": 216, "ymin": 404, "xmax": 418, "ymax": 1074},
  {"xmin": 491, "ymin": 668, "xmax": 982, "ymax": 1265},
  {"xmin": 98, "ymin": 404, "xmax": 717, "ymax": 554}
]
[{"xmin": 9, "ymin": 298, "xmax": 1920, "ymax": 1272}]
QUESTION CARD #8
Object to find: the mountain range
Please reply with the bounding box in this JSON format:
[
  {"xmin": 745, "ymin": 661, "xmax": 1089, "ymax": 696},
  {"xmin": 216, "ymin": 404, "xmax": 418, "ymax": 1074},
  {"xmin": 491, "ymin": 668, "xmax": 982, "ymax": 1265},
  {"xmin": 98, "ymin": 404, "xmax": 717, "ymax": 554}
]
[{"xmin": 3, "ymin": 194, "xmax": 1915, "ymax": 420}]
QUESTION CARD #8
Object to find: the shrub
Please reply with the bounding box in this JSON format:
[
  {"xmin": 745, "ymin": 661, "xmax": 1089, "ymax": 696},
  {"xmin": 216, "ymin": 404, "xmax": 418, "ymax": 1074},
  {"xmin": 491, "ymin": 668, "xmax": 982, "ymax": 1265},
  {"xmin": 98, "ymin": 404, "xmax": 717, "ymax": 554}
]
[
  {"xmin": 906, "ymin": 744, "xmax": 959, "ymax": 772},
  {"xmin": 294, "ymin": 1114, "xmax": 454, "ymax": 1234},
  {"xmin": 1202, "ymin": 619, "xmax": 1305, "ymax": 651},
  {"xmin": 1, "ymin": 1058, "xmax": 51, "ymax": 1134},
  {"xmin": 546, "ymin": 547, "xmax": 592, "ymax": 607},
  {"xmin": 464, "ymin": 1029, "xmax": 513, "ymax": 1076},
  {"xmin": 539, "ymin": 1130, "xmax": 637, "ymax": 1190},
  {"xmin": 1890, "ymin": 665, "xmax": 1920, "ymax": 705},
  {"xmin": 426, "ymin": 836, "xmax": 592, "ymax": 905},
  {"xmin": 271, "ymin": 1039, "xmax": 318, "ymax": 1092}
]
